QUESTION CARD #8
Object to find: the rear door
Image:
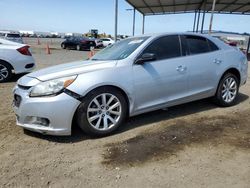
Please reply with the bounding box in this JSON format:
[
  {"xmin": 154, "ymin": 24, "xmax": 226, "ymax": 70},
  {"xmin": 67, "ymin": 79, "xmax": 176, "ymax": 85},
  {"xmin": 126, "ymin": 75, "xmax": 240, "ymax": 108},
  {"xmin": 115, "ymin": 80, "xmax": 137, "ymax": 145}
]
[
  {"xmin": 180, "ymin": 35, "xmax": 223, "ymax": 98},
  {"xmin": 133, "ymin": 35, "xmax": 189, "ymax": 112}
]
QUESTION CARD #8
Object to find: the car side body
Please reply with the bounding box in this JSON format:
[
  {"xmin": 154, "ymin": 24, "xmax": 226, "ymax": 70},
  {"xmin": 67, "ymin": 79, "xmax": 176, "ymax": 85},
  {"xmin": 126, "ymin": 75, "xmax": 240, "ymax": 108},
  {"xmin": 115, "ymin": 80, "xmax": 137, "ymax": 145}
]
[{"xmin": 13, "ymin": 32, "xmax": 248, "ymax": 136}]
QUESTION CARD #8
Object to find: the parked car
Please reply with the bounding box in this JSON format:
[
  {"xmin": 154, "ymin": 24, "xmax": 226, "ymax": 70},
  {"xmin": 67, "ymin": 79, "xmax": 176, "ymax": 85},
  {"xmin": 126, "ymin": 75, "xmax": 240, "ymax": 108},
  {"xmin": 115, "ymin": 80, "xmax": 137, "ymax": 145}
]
[
  {"xmin": 0, "ymin": 31, "xmax": 23, "ymax": 44},
  {"xmin": 94, "ymin": 38, "xmax": 103, "ymax": 48},
  {"xmin": 0, "ymin": 39, "xmax": 35, "ymax": 82},
  {"xmin": 13, "ymin": 33, "xmax": 248, "ymax": 136},
  {"xmin": 100, "ymin": 38, "xmax": 115, "ymax": 47},
  {"xmin": 61, "ymin": 37, "xmax": 96, "ymax": 50}
]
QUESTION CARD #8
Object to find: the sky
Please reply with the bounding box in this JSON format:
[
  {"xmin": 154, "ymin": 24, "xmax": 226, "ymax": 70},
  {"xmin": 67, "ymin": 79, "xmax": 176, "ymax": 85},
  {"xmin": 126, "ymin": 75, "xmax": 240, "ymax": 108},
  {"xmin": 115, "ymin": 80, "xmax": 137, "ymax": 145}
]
[{"xmin": 0, "ymin": 0, "xmax": 250, "ymax": 36}]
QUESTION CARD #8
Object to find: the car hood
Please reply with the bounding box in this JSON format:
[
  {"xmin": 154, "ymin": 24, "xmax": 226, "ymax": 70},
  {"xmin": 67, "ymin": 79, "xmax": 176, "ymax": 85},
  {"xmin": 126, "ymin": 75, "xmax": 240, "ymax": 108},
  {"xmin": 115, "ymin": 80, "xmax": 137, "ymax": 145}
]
[{"xmin": 19, "ymin": 60, "xmax": 117, "ymax": 86}]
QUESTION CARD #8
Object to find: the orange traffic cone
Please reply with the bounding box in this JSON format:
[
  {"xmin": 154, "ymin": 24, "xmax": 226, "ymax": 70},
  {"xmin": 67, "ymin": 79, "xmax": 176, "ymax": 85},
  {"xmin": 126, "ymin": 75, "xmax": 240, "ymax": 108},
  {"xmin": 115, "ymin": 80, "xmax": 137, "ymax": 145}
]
[
  {"xmin": 46, "ymin": 43, "xmax": 51, "ymax": 55},
  {"xmin": 37, "ymin": 38, "xmax": 41, "ymax": 45}
]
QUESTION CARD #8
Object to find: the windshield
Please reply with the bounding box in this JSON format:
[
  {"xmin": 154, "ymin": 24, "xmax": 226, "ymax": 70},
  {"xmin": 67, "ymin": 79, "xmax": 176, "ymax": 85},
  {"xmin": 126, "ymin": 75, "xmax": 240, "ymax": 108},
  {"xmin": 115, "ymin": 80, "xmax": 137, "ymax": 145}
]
[{"xmin": 91, "ymin": 36, "xmax": 149, "ymax": 61}]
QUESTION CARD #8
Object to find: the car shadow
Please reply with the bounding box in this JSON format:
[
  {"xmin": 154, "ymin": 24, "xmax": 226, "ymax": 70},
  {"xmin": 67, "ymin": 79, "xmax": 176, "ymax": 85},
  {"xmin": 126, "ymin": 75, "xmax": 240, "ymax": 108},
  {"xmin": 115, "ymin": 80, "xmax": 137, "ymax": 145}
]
[
  {"xmin": 23, "ymin": 93, "xmax": 249, "ymax": 143},
  {"xmin": 6, "ymin": 73, "xmax": 27, "ymax": 83},
  {"xmin": 117, "ymin": 93, "xmax": 249, "ymax": 134}
]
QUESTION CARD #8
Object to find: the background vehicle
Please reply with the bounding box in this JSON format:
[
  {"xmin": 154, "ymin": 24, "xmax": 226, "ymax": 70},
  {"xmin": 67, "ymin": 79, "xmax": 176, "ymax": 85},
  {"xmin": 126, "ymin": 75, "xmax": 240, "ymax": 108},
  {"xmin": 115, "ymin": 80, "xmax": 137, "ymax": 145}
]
[
  {"xmin": 13, "ymin": 33, "xmax": 248, "ymax": 136},
  {"xmin": 100, "ymin": 38, "xmax": 114, "ymax": 47},
  {"xmin": 0, "ymin": 31, "xmax": 23, "ymax": 44},
  {"xmin": 94, "ymin": 38, "xmax": 103, "ymax": 48},
  {"xmin": 61, "ymin": 37, "xmax": 96, "ymax": 51},
  {"xmin": 0, "ymin": 38, "xmax": 35, "ymax": 82}
]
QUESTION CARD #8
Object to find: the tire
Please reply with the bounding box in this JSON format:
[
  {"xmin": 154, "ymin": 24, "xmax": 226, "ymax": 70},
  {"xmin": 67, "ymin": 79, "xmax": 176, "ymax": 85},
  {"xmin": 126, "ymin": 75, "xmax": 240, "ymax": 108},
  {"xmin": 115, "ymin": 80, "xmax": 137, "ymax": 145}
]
[
  {"xmin": 76, "ymin": 44, "xmax": 81, "ymax": 51},
  {"xmin": 76, "ymin": 87, "xmax": 128, "ymax": 136},
  {"xmin": 214, "ymin": 73, "xmax": 239, "ymax": 107},
  {"xmin": 0, "ymin": 61, "xmax": 13, "ymax": 83},
  {"xmin": 61, "ymin": 43, "xmax": 66, "ymax": 49}
]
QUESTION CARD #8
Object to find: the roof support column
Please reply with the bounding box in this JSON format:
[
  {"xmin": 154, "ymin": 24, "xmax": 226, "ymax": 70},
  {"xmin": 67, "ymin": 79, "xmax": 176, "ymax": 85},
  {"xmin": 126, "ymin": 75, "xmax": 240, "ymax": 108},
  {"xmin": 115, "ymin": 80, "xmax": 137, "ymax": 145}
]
[
  {"xmin": 201, "ymin": 0, "xmax": 207, "ymax": 33},
  {"xmin": 193, "ymin": 11, "xmax": 197, "ymax": 32},
  {"xmin": 196, "ymin": 10, "xmax": 201, "ymax": 32},
  {"xmin": 142, "ymin": 14, "xmax": 145, "ymax": 34},
  {"xmin": 209, "ymin": 0, "xmax": 217, "ymax": 34},
  {"xmin": 133, "ymin": 8, "xmax": 136, "ymax": 36},
  {"xmin": 114, "ymin": 0, "xmax": 118, "ymax": 42},
  {"xmin": 246, "ymin": 36, "xmax": 250, "ymax": 58}
]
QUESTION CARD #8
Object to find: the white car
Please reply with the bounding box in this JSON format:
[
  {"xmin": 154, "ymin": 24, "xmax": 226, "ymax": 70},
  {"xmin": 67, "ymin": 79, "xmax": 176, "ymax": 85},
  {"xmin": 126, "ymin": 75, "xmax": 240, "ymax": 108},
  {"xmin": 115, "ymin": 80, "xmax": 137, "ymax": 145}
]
[
  {"xmin": 0, "ymin": 31, "xmax": 23, "ymax": 44},
  {"xmin": 0, "ymin": 39, "xmax": 35, "ymax": 82},
  {"xmin": 100, "ymin": 38, "xmax": 115, "ymax": 47}
]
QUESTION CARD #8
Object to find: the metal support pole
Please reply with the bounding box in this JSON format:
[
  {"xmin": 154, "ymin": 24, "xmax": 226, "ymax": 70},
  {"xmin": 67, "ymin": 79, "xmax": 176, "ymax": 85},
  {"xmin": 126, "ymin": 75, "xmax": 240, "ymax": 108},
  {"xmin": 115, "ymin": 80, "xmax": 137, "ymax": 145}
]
[
  {"xmin": 201, "ymin": 0, "xmax": 207, "ymax": 33},
  {"xmin": 114, "ymin": 0, "xmax": 118, "ymax": 42},
  {"xmin": 196, "ymin": 10, "xmax": 201, "ymax": 33},
  {"xmin": 209, "ymin": 0, "xmax": 216, "ymax": 34},
  {"xmin": 193, "ymin": 11, "xmax": 197, "ymax": 32},
  {"xmin": 246, "ymin": 36, "xmax": 250, "ymax": 59},
  {"xmin": 142, "ymin": 15, "xmax": 145, "ymax": 34},
  {"xmin": 133, "ymin": 8, "xmax": 136, "ymax": 36}
]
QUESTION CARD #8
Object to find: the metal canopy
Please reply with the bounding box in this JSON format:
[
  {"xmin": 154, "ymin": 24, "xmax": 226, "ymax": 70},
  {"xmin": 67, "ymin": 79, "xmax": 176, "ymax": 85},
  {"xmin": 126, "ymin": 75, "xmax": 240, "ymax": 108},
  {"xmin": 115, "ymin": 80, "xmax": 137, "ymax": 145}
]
[{"xmin": 126, "ymin": 0, "xmax": 250, "ymax": 15}]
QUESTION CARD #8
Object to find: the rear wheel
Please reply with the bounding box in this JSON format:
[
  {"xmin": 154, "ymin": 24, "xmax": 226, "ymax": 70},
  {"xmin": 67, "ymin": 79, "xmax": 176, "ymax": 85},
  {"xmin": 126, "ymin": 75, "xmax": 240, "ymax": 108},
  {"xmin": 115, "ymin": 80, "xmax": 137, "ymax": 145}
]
[
  {"xmin": 76, "ymin": 87, "xmax": 127, "ymax": 136},
  {"xmin": 214, "ymin": 73, "xmax": 239, "ymax": 107},
  {"xmin": 61, "ymin": 43, "xmax": 66, "ymax": 49},
  {"xmin": 0, "ymin": 61, "xmax": 13, "ymax": 83}
]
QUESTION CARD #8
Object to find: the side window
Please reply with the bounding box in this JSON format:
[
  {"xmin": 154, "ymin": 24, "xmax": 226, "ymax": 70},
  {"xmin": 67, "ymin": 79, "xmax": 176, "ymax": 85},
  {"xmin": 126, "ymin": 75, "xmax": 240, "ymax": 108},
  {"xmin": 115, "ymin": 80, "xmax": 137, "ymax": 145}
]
[
  {"xmin": 207, "ymin": 39, "xmax": 219, "ymax": 51},
  {"xmin": 142, "ymin": 35, "xmax": 181, "ymax": 60},
  {"xmin": 185, "ymin": 35, "xmax": 210, "ymax": 55}
]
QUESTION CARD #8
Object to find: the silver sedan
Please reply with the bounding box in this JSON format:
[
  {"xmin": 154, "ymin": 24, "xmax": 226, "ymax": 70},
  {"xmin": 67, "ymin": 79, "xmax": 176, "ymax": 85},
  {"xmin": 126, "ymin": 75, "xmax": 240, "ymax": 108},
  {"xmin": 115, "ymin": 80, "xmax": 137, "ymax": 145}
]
[{"xmin": 13, "ymin": 33, "xmax": 248, "ymax": 136}]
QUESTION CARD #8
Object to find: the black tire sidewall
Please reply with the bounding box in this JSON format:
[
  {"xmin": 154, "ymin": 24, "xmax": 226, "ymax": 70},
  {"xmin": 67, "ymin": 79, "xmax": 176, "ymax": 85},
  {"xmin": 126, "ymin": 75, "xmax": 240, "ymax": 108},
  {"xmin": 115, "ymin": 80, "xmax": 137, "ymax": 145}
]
[
  {"xmin": 0, "ymin": 61, "xmax": 13, "ymax": 83},
  {"xmin": 215, "ymin": 73, "xmax": 239, "ymax": 107},
  {"xmin": 76, "ymin": 87, "xmax": 127, "ymax": 136}
]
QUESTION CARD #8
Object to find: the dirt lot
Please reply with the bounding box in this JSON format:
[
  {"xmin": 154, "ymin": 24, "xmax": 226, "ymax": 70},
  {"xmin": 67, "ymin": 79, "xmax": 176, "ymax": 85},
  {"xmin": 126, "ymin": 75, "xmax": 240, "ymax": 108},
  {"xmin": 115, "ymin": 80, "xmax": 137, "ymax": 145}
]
[{"xmin": 0, "ymin": 38, "xmax": 250, "ymax": 187}]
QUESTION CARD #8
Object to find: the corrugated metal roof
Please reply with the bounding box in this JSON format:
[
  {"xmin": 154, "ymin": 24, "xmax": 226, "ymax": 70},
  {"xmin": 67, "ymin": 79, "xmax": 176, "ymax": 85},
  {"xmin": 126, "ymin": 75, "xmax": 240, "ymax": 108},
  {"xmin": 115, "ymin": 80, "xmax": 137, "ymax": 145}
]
[{"xmin": 126, "ymin": 0, "xmax": 250, "ymax": 15}]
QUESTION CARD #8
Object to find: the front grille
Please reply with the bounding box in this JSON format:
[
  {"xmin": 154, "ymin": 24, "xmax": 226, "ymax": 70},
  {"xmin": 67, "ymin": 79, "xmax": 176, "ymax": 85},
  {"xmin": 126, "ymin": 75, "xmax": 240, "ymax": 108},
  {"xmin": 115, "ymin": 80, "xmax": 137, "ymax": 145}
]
[
  {"xmin": 18, "ymin": 84, "xmax": 31, "ymax": 90},
  {"xmin": 13, "ymin": 94, "xmax": 22, "ymax": 107}
]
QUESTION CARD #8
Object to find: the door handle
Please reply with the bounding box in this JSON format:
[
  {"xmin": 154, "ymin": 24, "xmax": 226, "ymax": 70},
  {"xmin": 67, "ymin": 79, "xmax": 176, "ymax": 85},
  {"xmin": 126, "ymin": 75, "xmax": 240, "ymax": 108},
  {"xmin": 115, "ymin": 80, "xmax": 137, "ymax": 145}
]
[
  {"xmin": 213, "ymin": 59, "xmax": 222, "ymax": 64},
  {"xmin": 176, "ymin": 65, "xmax": 187, "ymax": 72}
]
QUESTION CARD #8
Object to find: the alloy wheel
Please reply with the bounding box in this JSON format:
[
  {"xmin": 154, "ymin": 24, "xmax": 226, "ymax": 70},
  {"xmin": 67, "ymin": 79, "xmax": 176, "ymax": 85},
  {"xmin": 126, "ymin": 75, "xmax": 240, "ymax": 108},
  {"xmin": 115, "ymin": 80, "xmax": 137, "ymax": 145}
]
[
  {"xmin": 221, "ymin": 77, "xmax": 237, "ymax": 103},
  {"xmin": 87, "ymin": 93, "xmax": 122, "ymax": 131},
  {"xmin": 0, "ymin": 64, "xmax": 9, "ymax": 81}
]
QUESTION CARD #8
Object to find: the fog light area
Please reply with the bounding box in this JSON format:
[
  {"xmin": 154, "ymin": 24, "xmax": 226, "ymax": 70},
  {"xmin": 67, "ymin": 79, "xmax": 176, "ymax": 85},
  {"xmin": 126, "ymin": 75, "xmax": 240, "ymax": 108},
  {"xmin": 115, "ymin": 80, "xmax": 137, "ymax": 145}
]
[{"xmin": 25, "ymin": 116, "xmax": 50, "ymax": 127}]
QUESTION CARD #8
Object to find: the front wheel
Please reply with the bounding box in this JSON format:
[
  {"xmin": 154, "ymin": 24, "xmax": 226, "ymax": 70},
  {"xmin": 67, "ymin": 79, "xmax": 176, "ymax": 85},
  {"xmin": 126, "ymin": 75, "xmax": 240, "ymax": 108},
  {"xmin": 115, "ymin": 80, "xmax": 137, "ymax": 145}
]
[
  {"xmin": 76, "ymin": 87, "xmax": 127, "ymax": 136},
  {"xmin": 214, "ymin": 73, "xmax": 239, "ymax": 107}
]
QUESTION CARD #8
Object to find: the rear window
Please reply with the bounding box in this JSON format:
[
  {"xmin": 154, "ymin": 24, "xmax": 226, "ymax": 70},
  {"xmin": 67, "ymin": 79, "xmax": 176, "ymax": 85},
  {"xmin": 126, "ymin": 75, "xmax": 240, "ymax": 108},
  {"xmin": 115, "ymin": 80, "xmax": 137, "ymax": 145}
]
[
  {"xmin": 207, "ymin": 39, "xmax": 219, "ymax": 51},
  {"xmin": 185, "ymin": 35, "xmax": 210, "ymax": 55},
  {"xmin": 7, "ymin": 34, "xmax": 21, "ymax": 38}
]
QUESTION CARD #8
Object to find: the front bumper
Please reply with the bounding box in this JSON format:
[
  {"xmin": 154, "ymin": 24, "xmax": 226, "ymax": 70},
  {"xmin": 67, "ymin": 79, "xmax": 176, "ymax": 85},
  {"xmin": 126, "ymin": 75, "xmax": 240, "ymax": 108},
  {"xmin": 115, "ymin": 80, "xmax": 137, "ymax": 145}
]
[{"xmin": 13, "ymin": 86, "xmax": 81, "ymax": 136}]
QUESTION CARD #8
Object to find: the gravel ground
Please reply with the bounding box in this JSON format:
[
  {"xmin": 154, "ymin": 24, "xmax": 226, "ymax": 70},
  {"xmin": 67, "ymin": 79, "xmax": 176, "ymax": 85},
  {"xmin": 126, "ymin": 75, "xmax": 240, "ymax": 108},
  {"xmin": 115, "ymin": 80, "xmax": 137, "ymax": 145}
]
[{"xmin": 0, "ymin": 38, "xmax": 250, "ymax": 188}]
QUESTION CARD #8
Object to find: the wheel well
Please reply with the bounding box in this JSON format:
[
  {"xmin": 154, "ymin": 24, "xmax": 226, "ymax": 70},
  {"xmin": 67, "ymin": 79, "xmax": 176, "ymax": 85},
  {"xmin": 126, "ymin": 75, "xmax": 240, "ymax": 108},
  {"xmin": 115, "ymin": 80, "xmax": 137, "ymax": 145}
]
[
  {"xmin": 222, "ymin": 68, "xmax": 241, "ymax": 83},
  {"xmin": 71, "ymin": 85, "xmax": 130, "ymax": 133},
  {"xmin": 0, "ymin": 59, "xmax": 14, "ymax": 71}
]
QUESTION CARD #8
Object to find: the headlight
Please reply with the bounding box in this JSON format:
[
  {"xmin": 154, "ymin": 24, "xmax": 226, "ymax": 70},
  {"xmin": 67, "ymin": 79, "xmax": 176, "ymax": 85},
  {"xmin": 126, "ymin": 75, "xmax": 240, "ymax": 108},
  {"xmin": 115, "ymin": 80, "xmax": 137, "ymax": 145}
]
[{"xmin": 30, "ymin": 75, "xmax": 77, "ymax": 97}]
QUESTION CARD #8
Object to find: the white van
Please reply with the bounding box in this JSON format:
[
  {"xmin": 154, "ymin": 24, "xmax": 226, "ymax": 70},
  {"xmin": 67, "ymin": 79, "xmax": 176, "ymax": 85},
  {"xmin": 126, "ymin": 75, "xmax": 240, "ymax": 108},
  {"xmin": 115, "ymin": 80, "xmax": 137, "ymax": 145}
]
[{"xmin": 0, "ymin": 31, "xmax": 23, "ymax": 44}]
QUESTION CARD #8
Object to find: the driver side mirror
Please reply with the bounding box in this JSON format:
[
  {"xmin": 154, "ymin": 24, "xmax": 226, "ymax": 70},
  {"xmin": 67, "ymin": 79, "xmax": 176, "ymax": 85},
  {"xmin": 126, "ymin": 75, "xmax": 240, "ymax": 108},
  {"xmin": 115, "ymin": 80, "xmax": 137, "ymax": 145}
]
[{"xmin": 135, "ymin": 53, "xmax": 156, "ymax": 65}]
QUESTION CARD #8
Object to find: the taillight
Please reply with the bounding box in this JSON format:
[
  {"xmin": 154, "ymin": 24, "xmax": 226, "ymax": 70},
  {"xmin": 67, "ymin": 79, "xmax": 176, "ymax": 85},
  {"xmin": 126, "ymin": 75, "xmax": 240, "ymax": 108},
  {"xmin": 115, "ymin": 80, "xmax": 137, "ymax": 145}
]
[{"xmin": 17, "ymin": 46, "xmax": 32, "ymax": 56}]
